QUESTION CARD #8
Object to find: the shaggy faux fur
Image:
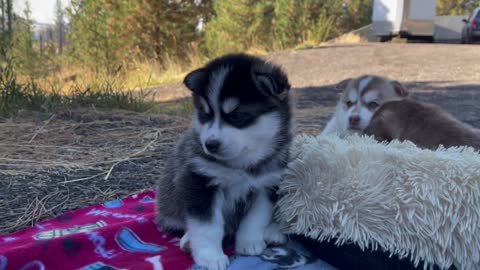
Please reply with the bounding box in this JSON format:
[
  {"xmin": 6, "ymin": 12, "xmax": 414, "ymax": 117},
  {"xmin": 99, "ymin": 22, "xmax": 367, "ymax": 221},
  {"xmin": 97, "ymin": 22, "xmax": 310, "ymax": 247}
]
[{"xmin": 276, "ymin": 134, "xmax": 480, "ymax": 270}]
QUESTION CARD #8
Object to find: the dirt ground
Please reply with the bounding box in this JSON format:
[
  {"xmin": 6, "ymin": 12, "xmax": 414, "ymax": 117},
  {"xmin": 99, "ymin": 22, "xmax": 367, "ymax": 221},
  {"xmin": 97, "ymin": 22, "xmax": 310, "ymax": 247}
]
[{"xmin": 2, "ymin": 43, "xmax": 480, "ymax": 233}]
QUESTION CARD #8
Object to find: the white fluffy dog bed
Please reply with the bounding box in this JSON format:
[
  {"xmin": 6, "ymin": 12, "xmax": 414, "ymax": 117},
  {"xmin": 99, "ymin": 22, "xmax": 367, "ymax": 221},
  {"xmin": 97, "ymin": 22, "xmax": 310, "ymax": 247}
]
[{"xmin": 276, "ymin": 134, "xmax": 480, "ymax": 270}]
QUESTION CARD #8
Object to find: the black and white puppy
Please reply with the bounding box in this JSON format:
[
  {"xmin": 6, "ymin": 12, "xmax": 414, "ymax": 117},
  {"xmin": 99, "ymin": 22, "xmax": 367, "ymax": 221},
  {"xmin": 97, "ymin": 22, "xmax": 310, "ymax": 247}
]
[{"xmin": 156, "ymin": 54, "xmax": 292, "ymax": 270}]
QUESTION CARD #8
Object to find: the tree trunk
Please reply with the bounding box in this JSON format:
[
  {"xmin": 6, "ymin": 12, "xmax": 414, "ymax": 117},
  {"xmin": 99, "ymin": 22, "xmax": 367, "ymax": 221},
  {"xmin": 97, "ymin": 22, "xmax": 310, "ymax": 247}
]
[
  {"xmin": 58, "ymin": 24, "xmax": 63, "ymax": 54},
  {"xmin": 55, "ymin": 0, "xmax": 64, "ymax": 54},
  {"xmin": 40, "ymin": 33, "xmax": 44, "ymax": 55},
  {"xmin": 6, "ymin": 0, "xmax": 12, "ymax": 33},
  {"xmin": 1, "ymin": 0, "xmax": 5, "ymax": 32}
]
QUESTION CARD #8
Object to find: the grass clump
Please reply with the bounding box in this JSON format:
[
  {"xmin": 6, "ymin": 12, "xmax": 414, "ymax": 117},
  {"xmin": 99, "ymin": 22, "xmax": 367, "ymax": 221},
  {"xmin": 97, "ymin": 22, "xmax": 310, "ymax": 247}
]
[
  {"xmin": 0, "ymin": 53, "xmax": 154, "ymax": 116},
  {"xmin": 331, "ymin": 32, "xmax": 367, "ymax": 44}
]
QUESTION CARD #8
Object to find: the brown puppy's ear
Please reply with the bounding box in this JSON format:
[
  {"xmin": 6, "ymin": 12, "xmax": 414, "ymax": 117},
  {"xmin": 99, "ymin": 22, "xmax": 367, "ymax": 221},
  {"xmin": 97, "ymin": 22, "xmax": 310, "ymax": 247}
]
[
  {"xmin": 391, "ymin": 80, "xmax": 409, "ymax": 97},
  {"xmin": 335, "ymin": 78, "xmax": 351, "ymax": 91}
]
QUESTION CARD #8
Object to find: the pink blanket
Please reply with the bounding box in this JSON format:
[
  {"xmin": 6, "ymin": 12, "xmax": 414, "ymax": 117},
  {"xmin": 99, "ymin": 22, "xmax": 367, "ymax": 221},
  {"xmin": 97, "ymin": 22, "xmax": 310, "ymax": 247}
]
[
  {"xmin": 0, "ymin": 191, "xmax": 333, "ymax": 270},
  {"xmin": 0, "ymin": 191, "xmax": 204, "ymax": 270}
]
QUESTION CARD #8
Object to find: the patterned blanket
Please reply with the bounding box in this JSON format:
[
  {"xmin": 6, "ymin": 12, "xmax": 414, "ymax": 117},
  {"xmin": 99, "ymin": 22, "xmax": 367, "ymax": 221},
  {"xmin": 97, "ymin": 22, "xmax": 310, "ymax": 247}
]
[{"xmin": 0, "ymin": 191, "xmax": 334, "ymax": 270}]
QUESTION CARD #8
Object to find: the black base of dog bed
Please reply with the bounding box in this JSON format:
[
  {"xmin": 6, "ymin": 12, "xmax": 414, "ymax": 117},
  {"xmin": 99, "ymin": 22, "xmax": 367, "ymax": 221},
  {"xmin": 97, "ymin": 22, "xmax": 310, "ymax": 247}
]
[{"xmin": 297, "ymin": 236, "xmax": 457, "ymax": 270}]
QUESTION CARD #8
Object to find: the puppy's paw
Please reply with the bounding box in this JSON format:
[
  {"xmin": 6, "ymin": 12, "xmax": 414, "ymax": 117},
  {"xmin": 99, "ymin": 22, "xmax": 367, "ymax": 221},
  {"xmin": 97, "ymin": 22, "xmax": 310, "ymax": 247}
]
[
  {"xmin": 235, "ymin": 237, "xmax": 267, "ymax": 256},
  {"xmin": 193, "ymin": 249, "xmax": 229, "ymax": 270},
  {"xmin": 264, "ymin": 223, "xmax": 287, "ymax": 245}
]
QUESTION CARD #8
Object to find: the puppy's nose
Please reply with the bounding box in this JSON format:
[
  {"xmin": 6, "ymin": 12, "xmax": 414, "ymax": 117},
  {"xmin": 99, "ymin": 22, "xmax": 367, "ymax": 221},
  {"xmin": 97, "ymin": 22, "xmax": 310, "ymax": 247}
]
[
  {"xmin": 349, "ymin": 115, "xmax": 361, "ymax": 126},
  {"xmin": 205, "ymin": 139, "xmax": 221, "ymax": 153}
]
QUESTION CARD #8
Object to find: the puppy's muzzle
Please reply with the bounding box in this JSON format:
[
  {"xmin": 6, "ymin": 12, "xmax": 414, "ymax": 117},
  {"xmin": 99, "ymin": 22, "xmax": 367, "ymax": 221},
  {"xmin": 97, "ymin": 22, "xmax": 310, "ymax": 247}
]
[
  {"xmin": 349, "ymin": 115, "xmax": 361, "ymax": 127},
  {"xmin": 205, "ymin": 138, "xmax": 222, "ymax": 154}
]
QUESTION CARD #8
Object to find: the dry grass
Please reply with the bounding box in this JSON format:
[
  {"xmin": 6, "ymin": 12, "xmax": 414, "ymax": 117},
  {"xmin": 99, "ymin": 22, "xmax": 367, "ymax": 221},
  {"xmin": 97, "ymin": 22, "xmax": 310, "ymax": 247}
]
[
  {"xmin": 28, "ymin": 52, "xmax": 209, "ymax": 96},
  {"xmin": 294, "ymin": 40, "xmax": 321, "ymax": 50},
  {"xmin": 328, "ymin": 32, "xmax": 367, "ymax": 44},
  {"xmin": 0, "ymin": 109, "xmax": 189, "ymax": 233},
  {"xmin": 123, "ymin": 52, "xmax": 208, "ymax": 91},
  {"xmin": 292, "ymin": 31, "xmax": 367, "ymax": 50}
]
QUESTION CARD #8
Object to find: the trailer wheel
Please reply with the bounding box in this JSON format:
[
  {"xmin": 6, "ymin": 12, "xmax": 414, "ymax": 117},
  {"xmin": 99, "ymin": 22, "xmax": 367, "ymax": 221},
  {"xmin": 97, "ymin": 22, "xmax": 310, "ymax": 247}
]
[
  {"xmin": 406, "ymin": 36, "xmax": 434, "ymax": 43},
  {"xmin": 379, "ymin": 36, "xmax": 392, "ymax": 42}
]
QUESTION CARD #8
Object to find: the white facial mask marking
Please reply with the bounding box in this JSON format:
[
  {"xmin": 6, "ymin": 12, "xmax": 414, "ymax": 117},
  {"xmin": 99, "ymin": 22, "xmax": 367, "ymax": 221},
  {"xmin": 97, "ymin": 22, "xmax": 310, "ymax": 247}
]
[
  {"xmin": 347, "ymin": 90, "xmax": 358, "ymax": 104},
  {"xmin": 196, "ymin": 66, "xmax": 231, "ymax": 153},
  {"xmin": 205, "ymin": 116, "xmax": 221, "ymax": 143},
  {"xmin": 363, "ymin": 90, "xmax": 380, "ymax": 103},
  {"xmin": 199, "ymin": 97, "xmax": 210, "ymax": 114},
  {"xmin": 358, "ymin": 106, "xmax": 374, "ymax": 130},
  {"xmin": 207, "ymin": 66, "xmax": 231, "ymax": 114},
  {"xmin": 193, "ymin": 111, "xmax": 282, "ymax": 167},
  {"xmin": 222, "ymin": 98, "xmax": 239, "ymax": 114},
  {"xmin": 359, "ymin": 76, "xmax": 373, "ymax": 92}
]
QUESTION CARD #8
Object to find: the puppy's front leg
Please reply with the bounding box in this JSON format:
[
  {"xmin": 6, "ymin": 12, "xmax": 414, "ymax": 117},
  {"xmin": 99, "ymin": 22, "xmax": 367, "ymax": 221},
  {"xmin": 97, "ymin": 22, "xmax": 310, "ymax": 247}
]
[
  {"xmin": 186, "ymin": 193, "xmax": 229, "ymax": 270},
  {"xmin": 235, "ymin": 190, "xmax": 284, "ymax": 255},
  {"xmin": 321, "ymin": 116, "xmax": 338, "ymax": 135}
]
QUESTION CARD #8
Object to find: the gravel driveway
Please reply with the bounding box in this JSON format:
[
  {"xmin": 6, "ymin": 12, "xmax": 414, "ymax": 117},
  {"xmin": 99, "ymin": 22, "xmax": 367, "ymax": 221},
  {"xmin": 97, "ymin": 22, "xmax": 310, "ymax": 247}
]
[{"xmin": 268, "ymin": 43, "xmax": 480, "ymax": 134}]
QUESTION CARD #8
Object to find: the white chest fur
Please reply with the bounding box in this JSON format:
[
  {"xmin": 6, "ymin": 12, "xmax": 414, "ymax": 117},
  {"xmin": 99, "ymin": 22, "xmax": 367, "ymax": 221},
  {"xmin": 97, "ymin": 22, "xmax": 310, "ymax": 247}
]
[{"xmin": 190, "ymin": 157, "xmax": 283, "ymax": 202}]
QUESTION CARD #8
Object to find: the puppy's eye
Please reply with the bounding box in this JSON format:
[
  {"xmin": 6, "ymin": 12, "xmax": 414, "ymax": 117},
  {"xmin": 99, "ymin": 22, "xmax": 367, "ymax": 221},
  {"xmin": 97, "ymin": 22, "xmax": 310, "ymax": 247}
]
[
  {"xmin": 199, "ymin": 107, "xmax": 212, "ymax": 117},
  {"xmin": 196, "ymin": 97, "xmax": 213, "ymax": 123},
  {"xmin": 345, "ymin": 101, "xmax": 354, "ymax": 107},
  {"xmin": 197, "ymin": 109, "xmax": 213, "ymax": 123},
  {"xmin": 224, "ymin": 110, "xmax": 256, "ymax": 128},
  {"xmin": 367, "ymin": 101, "xmax": 379, "ymax": 110}
]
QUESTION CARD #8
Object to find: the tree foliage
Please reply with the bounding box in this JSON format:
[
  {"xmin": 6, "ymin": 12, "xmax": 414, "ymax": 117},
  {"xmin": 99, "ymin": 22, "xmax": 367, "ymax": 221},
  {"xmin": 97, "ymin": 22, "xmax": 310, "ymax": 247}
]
[
  {"xmin": 10, "ymin": 1, "xmax": 42, "ymax": 78},
  {"xmin": 204, "ymin": 0, "xmax": 350, "ymax": 54},
  {"xmin": 338, "ymin": 0, "xmax": 374, "ymax": 32},
  {"xmin": 437, "ymin": 0, "xmax": 480, "ymax": 16},
  {"xmin": 130, "ymin": 0, "xmax": 213, "ymax": 64},
  {"xmin": 66, "ymin": 0, "xmax": 213, "ymax": 73},
  {"xmin": 205, "ymin": 0, "xmax": 273, "ymax": 56},
  {"xmin": 14, "ymin": 0, "xmax": 480, "ymax": 78},
  {"xmin": 273, "ymin": 0, "xmax": 343, "ymax": 48},
  {"xmin": 67, "ymin": 0, "xmax": 130, "ymax": 75}
]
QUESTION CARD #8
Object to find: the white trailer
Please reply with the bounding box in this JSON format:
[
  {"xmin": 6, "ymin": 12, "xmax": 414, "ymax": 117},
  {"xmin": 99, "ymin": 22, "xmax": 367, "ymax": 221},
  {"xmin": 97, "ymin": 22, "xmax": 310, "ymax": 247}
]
[{"xmin": 372, "ymin": 0, "xmax": 437, "ymax": 41}]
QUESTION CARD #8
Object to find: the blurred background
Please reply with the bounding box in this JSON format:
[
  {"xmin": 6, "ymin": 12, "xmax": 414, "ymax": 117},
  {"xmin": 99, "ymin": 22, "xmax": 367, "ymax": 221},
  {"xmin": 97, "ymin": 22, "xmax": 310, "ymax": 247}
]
[{"xmin": 0, "ymin": 0, "xmax": 477, "ymax": 115}]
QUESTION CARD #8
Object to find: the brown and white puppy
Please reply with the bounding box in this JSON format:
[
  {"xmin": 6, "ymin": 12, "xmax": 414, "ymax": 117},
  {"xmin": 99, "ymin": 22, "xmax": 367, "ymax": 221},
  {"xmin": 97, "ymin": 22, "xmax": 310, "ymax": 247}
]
[
  {"xmin": 364, "ymin": 98, "xmax": 480, "ymax": 150},
  {"xmin": 321, "ymin": 75, "xmax": 409, "ymax": 138}
]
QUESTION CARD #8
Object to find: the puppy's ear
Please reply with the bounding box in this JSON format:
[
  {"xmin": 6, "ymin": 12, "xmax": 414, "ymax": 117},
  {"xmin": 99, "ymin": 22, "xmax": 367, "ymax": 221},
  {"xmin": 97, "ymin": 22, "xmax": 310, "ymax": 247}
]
[
  {"xmin": 184, "ymin": 68, "xmax": 207, "ymax": 93},
  {"xmin": 391, "ymin": 80, "xmax": 409, "ymax": 97},
  {"xmin": 253, "ymin": 64, "xmax": 291, "ymax": 100},
  {"xmin": 336, "ymin": 78, "xmax": 351, "ymax": 91}
]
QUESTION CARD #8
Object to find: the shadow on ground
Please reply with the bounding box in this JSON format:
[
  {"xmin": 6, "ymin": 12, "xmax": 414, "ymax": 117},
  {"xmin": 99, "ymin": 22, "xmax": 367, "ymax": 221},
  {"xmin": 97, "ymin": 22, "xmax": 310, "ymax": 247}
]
[{"xmin": 152, "ymin": 81, "xmax": 480, "ymax": 134}]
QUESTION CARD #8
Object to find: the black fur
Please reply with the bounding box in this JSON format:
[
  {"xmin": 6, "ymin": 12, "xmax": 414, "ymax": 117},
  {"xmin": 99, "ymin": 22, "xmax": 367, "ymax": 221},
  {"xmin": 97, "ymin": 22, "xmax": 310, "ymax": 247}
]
[{"xmin": 181, "ymin": 170, "xmax": 218, "ymax": 221}]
